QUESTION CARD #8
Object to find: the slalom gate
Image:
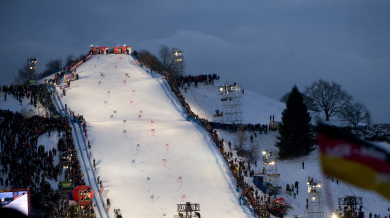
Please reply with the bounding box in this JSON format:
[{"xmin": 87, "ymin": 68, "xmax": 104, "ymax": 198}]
[
  {"xmin": 136, "ymin": 60, "xmax": 256, "ymax": 216},
  {"xmin": 136, "ymin": 60, "xmax": 249, "ymax": 215}
]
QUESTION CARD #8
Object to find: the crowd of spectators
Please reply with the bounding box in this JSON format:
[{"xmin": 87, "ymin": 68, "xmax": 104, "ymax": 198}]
[
  {"xmin": 0, "ymin": 82, "xmax": 89, "ymax": 217},
  {"xmin": 164, "ymin": 73, "xmax": 274, "ymax": 217}
]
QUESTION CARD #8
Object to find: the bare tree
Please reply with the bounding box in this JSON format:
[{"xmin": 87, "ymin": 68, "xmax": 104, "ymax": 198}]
[
  {"xmin": 305, "ymin": 79, "xmax": 353, "ymax": 121},
  {"xmin": 65, "ymin": 54, "xmax": 75, "ymax": 67},
  {"xmin": 248, "ymin": 142, "xmax": 260, "ymax": 163},
  {"xmin": 14, "ymin": 63, "xmax": 36, "ymax": 84},
  {"xmin": 364, "ymin": 110, "xmax": 372, "ymax": 126},
  {"xmin": 158, "ymin": 45, "xmax": 185, "ymax": 75},
  {"xmin": 158, "ymin": 45, "xmax": 172, "ymax": 73},
  {"xmin": 234, "ymin": 126, "xmax": 247, "ymax": 151},
  {"xmin": 339, "ymin": 101, "xmax": 370, "ymax": 131},
  {"xmin": 39, "ymin": 59, "xmax": 62, "ymax": 78},
  {"xmin": 138, "ymin": 49, "xmax": 162, "ymax": 71}
]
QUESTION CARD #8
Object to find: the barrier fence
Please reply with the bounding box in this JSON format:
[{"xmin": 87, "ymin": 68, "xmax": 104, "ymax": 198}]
[
  {"xmin": 49, "ymin": 54, "xmax": 108, "ymax": 218},
  {"xmin": 51, "ymin": 86, "xmax": 108, "ymax": 218}
]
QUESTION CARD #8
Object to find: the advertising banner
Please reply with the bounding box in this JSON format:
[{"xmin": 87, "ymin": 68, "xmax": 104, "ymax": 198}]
[
  {"xmin": 60, "ymin": 181, "xmax": 72, "ymax": 189},
  {"xmin": 64, "ymin": 74, "xmax": 74, "ymax": 83},
  {"xmin": 70, "ymin": 60, "xmax": 83, "ymax": 72}
]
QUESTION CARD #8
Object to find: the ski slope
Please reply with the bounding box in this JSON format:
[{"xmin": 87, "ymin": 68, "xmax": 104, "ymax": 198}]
[
  {"xmin": 57, "ymin": 54, "xmax": 252, "ymax": 218},
  {"xmin": 1, "ymin": 53, "xmax": 390, "ymax": 218}
]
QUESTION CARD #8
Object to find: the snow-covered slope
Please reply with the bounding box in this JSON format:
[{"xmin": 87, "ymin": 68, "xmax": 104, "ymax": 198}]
[{"xmin": 58, "ymin": 55, "xmax": 252, "ymax": 218}]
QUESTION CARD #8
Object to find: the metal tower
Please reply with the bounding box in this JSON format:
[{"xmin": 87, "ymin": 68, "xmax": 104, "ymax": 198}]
[
  {"xmin": 172, "ymin": 48, "xmax": 184, "ymax": 75},
  {"xmin": 262, "ymin": 150, "xmax": 280, "ymax": 189},
  {"xmin": 337, "ymin": 196, "xmax": 364, "ymax": 218},
  {"xmin": 305, "ymin": 179, "xmax": 327, "ymax": 218},
  {"xmin": 219, "ymin": 82, "xmax": 243, "ymax": 124},
  {"xmin": 174, "ymin": 202, "xmax": 200, "ymax": 218},
  {"xmin": 27, "ymin": 56, "xmax": 37, "ymax": 82}
]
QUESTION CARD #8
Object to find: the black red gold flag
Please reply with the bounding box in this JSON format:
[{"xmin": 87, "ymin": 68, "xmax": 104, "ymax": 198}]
[{"xmin": 317, "ymin": 123, "xmax": 390, "ymax": 201}]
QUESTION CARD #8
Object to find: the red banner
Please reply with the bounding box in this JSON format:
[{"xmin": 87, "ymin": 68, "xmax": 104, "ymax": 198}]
[
  {"xmin": 86, "ymin": 54, "xmax": 92, "ymax": 60},
  {"xmin": 70, "ymin": 60, "xmax": 83, "ymax": 72},
  {"xmin": 135, "ymin": 59, "xmax": 140, "ymax": 66}
]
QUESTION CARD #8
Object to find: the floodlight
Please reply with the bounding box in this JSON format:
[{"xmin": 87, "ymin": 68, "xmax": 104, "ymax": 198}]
[{"xmin": 312, "ymin": 197, "xmax": 316, "ymax": 201}]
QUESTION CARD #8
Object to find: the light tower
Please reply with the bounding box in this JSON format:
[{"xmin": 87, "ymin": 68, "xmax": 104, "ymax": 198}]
[
  {"xmin": 305, "ymin": 178, "xmax": 327, "ymax": 218},
  {"xmin": 27, "ymin": 56, "xmax": 37, "ymax": 82},
  {"xmin": 172, "ymin": 48, "xmax": 184, "ymax": 75},
  {"xmin": 219, "ymin": 82, "xmax": 243, "ymax": 124},
  {"xmin": 262, "ymin": 150, "xmax": 281, "ymax": 190},
  {"xmin": 172, "ymin": 48, "xmax": 183, "ymax": 62}
]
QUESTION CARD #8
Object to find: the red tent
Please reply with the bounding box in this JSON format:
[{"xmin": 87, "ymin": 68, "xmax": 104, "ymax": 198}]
[
  {"xmin": 114, "ymin": 46, "xmax": 131, "ymax": 54},
  {"xmin": 91, "ymin": 46, "xmax": 109, "ymax": 55}
]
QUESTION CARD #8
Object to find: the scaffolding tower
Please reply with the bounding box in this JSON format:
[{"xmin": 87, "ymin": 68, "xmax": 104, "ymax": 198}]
[
  {"xmin": 172, "ymin": 48, "xmax": 184, "ymax": 75},
  {"xmin": 174, "ymin": 202, "xmax": 200, "ymax": 218},
  {"xmin": 262, "ymin": 150, "xmax": 281, "ymax": 191},
  {"xmin": 219, "ymin": 82, "xmax": 243, "ymax": 124},
  {"xmin": 337, "ymin": 196, "xmax": 364, "ymax": 218},
  {"xmin": 27, "ymin": 56, "xmax": 37, "ymax": 82},
  {"xmin": 305, "ymin": 179, "xmax": 327, "ymax": 218}
]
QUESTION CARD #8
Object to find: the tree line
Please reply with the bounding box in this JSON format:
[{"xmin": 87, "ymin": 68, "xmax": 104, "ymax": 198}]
[
  {"xmin": 277, "ymin": 81, "xmax": 372, "ymax": 159},
  {"xmin": 14, "ymin": 54, "xmax": 85, "ymax": 84},
  {"xmin": 279, "ymin": 79, "xmax": 371, "ymax": 130},
  {"xmin": 136, "ymin": 45, "xmax": 185, "ymax": 76}
]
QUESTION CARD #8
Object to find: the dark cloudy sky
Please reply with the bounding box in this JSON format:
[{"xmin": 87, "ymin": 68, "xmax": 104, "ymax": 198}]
[{"xmin": 1, "ymin": 0, "xmax": 389, "ymax": 123}]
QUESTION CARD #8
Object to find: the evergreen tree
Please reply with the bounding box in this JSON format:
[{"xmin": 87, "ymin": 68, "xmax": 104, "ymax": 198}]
[{"xmin": 276, "ymin": 85, "xmax": 315, "ymax": 158}]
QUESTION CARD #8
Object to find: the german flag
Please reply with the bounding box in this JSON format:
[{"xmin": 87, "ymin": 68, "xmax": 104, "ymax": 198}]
[{"xmin": 317, "ymin": 123, "xmax": 390, "ymax": 201}]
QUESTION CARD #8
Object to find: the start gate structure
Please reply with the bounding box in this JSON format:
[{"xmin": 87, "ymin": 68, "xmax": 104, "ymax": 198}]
[{"xmin": 218, "ymin": 82, "xmax": 243, "ymax": 124}]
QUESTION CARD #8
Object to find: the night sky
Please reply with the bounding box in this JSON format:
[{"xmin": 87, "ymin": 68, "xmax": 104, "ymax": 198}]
[{"xmin": 1, "ymin": 0, "xmax": 389, "ymax": 123}]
